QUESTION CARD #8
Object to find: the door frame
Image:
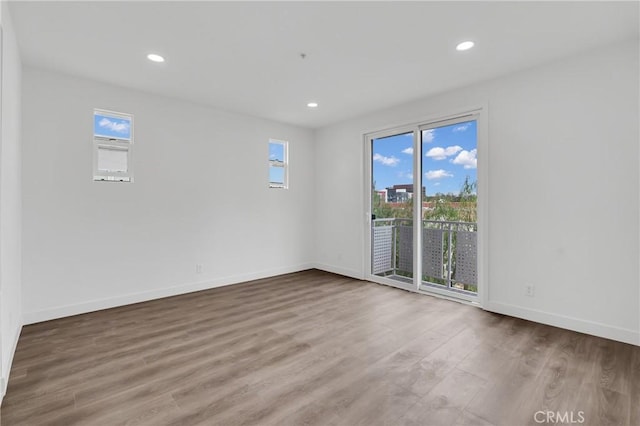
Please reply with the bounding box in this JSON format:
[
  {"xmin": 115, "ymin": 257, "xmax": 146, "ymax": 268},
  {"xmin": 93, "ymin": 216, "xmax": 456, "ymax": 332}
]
[
  {"xmin": 364, "ymin": 123, "xmax": 417, "ymax": 293},
  {"xmin": 363, "ymin": 106, "xmax": 489, "ymax": 307}
]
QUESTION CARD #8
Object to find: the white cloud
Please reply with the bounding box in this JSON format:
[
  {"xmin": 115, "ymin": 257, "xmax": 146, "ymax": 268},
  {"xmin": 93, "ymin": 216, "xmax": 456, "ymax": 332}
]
[
  {"xmin": 99, "ymin": 117, "xmax": 130, "ymax": 134},
  {"xmin": 453, "ymin": 124, "xmax": 469, "ymax": 132},
  {"xmin": 401, "ymin": 147, "xmax": 413, "ymax": 155},
  {"xmin": 425, "ymin": 145, "xmax": 462, "ymax": 160},
  {"xmin": 433, "ymin": 182, "xmax": 441, "ymax": 186},
  {"xmin": 425, "ymin": 169, "xmax": 453, "ymax": 180},
  {"xmin": 451, "ymin": 149, "xmax": 477, "ymax": 169},
  {"xmin": 422, "ymin": 129, "xmax": 435, "ymax": 143},
  {"xmin": 373, "ymin": 153, "xmax": 400, "ymax": 167}
]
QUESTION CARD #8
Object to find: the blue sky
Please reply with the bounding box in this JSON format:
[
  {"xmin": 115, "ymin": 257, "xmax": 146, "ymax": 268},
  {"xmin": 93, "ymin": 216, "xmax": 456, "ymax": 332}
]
[
  {"xmin": 94, "ymin": 113, "xmax": 132, "ymax": 140},
  {"xmin": 269, "ymin": 141, "xmax": 285, "ymax": 162},
  {"xmin": 372, "ymin": 120, "xmax": 477, "ymax": 196},
  {"xmin": 269, "ymin": 141, "xmax": 286, "ymax": 184}
]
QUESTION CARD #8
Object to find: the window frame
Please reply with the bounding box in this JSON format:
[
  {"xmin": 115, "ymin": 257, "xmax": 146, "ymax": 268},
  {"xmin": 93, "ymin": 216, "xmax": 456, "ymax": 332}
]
[
  {"xmin": 93, "ymin": 109, "xmax": 134, "ymax": 182},
  {"xmin": 268, "ymin": 139, "xmax": 288, "ymax": 189}
]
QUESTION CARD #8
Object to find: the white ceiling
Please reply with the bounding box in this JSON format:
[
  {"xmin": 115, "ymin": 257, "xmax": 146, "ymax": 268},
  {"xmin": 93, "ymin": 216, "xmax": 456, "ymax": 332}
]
[{"xmin": 9, "ymin": 1, "xmax": 640, "ymax": 129}]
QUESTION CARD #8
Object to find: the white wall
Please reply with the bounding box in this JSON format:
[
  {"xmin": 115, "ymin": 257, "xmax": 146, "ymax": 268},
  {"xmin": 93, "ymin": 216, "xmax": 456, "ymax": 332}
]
[
  {"xmin": 22, "ymin": 68, "xmax": 315, "ymax": 323},
  {"xmin": 0, "ymin": 1, "xmax": 23, "ymax": 397},
  {"xmin": 314, "ymin": 40, "xmax": 640, "ymax": 345}
]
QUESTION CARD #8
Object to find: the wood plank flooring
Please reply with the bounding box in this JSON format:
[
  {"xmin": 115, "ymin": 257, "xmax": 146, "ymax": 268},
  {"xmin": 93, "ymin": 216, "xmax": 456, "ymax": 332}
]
[{"xmin": 2, "ymin": 270, "xmax": 638, "ymax": 425}]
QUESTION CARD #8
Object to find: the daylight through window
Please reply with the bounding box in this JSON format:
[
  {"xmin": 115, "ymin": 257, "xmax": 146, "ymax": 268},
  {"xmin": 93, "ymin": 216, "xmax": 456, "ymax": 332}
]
[
  {"xmin": 93, "ymin": 109, "xmax": 133, "ymax": 182},
  {"xmin": 269, "ymin": 140, "xmax": 288, "ymax": 189}
]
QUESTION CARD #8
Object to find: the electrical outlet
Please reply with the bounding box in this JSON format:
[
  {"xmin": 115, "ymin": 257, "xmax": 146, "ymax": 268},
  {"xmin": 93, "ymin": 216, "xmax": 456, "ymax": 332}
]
[
  {"xmin": 525, "ymin": 284, "xmax": 535, "ymax": 297},
  {"xmin": 196, "ymin": 264, "xmax": 203, "ymax": 274}
]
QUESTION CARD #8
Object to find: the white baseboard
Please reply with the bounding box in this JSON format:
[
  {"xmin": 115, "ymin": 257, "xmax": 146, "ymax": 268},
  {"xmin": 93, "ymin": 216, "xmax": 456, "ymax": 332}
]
[
  {"xmin": 1, "ymin": 323, "xmax": 22, "ymax": 402},
  {"xmin": 310, "ymin": 263, "xmax": 639, "ymax": 346},
  {"xmin": 23, "ymin": 263, "xmax": 315, "ymax": 325},
  {"xmin": 22, "ymin": 263, "xmax": 639, "ymax": 348},
  {"xmin": 484, "ymin": 301, "xmax": 639, "ymax": 346},
  {"xmin": 312, "ymin": 263, "xmax": 364, "ymax": 281}
]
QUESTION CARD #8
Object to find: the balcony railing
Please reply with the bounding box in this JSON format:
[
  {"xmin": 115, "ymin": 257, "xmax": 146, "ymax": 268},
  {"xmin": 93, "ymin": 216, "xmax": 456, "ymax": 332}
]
[{"xmin": 372, "ymin": 218, "xmax": 477, "ymax": 293}]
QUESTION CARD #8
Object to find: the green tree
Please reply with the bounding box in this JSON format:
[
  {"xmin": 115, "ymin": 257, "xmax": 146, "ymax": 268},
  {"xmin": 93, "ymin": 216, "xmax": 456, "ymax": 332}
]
[
  {"xmin": 423, "ymin": 175, "xmax": 477, "ymax": 222},
  {"xmin": 372, "ymin": 190, "xmax": 395, "ymax": 219},
  {"xmin": 457, "ymin": 175, "xmax": 477, "ymax": 223}
]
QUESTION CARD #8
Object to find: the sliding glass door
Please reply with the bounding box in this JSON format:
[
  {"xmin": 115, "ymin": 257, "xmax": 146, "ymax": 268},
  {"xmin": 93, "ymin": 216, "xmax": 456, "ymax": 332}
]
[{"xmin": 366, "ymin": 112, "xmax": 481, "ymax": 302}]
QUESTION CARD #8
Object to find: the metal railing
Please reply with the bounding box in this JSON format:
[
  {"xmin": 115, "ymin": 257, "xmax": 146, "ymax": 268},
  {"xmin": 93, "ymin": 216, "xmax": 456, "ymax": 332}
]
[{"xmin": 372, "ymin": 218, "xmax": 477, "ymax": 293}]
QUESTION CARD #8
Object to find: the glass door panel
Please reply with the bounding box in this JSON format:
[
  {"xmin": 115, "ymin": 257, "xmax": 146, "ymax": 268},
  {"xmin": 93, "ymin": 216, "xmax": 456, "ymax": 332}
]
[
  {"xmin": 371, "ymin": 132, "xmax": 415, "ymax": 287},
  {"xmin": 420, "ymin": 119, "xmax": 478, "ymax": 295}
]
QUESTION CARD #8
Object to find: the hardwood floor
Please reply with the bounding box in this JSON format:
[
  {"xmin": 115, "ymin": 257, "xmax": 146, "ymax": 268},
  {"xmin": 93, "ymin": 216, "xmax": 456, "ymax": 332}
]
[{"xmin": 2, "ymin": 270, "xmax": 638, "ymax": 425}]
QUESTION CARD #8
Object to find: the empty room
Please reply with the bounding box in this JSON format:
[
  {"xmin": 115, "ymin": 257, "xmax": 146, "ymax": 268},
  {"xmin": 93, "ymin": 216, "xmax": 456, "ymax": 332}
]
[{"xmin": 0, "ymin": 1, "xmax": 638, "ymax": 425}]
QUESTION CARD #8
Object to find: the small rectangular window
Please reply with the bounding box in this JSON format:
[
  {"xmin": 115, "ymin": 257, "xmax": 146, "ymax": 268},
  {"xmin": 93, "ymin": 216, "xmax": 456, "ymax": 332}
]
[
  {"xmin": 93, "ymin": 109, "xmax": 133, "ymax": 182},
  {"xmin": 269, "ymin": 139, "xmax": 288, "ymax": 189}
]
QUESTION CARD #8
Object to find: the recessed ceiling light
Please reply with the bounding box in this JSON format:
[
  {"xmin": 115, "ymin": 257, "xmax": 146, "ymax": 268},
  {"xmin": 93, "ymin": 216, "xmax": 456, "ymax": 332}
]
[
  {"xmin": 307, "ymin": 102, "xmax": 318, "ymax": 108},
  {"xmin": 147, "ymin": 53, "xmax": 165, "ymax": 63},
  {"xmin": 456, "ymin": 41, "xmax": 474, "ymax": 51}
]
